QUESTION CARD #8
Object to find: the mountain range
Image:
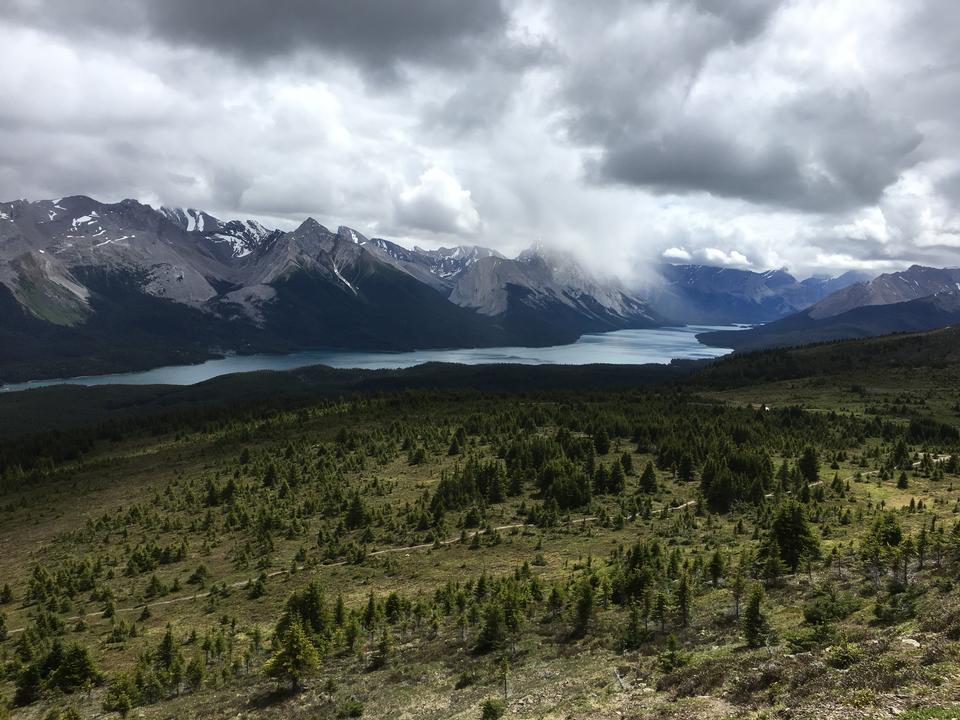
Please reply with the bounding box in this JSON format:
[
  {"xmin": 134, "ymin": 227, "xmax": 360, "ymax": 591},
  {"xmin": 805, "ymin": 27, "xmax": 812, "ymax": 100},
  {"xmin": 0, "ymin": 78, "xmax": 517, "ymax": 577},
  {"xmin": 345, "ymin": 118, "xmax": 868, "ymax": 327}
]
[
  {"xmin": 698, "ymin": 265, "xmax": 960, "ymax": 350},
  {"xmin": 0, "ymin": 196, "xmax": 665, "ymax": 382},
  {"xmin": 5, "ymin": 194, "xmax": 959, "ymax": 384},
  {"xmin": 643, "ymin": 264, "xmax": 871, "ymax": 324}
]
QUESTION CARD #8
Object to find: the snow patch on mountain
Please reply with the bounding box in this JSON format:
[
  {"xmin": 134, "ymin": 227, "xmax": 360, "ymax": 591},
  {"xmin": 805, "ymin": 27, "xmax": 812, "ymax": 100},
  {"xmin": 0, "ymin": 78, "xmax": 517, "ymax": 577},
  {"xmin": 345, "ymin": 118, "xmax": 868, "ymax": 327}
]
[
  {"xmin": 71, "ymin": 213, "xmax": 99, "ymax": 230},
  {"xmin": 332, "ymin": 264, "xmax": 357, "ymax": 293}
]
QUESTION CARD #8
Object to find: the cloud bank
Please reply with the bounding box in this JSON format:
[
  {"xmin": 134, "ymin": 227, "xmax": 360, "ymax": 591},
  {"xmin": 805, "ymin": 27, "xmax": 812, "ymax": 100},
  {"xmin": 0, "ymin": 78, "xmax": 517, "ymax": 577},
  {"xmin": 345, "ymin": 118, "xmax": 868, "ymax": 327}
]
[{"xmin": 3, "ymin": 0, "xmax": 960, "ymax": 279}]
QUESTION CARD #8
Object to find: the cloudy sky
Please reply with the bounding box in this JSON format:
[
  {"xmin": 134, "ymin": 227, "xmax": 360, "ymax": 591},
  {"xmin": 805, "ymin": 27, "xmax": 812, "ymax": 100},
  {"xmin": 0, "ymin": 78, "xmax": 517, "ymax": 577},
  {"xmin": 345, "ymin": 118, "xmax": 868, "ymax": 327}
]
[{"xmin": 3, "ymin": 0, "xmax": 960, "ymax": 280}]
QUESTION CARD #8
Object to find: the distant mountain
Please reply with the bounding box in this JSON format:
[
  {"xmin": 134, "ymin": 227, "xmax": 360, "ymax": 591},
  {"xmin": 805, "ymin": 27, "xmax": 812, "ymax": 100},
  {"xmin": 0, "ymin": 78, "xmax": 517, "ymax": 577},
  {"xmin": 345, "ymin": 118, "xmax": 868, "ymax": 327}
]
[
  {"xmin": 698, "ymin": 264, "xmax": 960, "ymax": 350},
  {"xmin": 698, "ymin": 287, "xmax": 960, "ymax": 351},
  {"xmin": 806, "ymin": 265, "xmax": 960, "ymax": 319},
  {"xmin": 0, "ymin": 196, "xmax": 660, "ymax": 382},
  {"xmin": 645, "ymin": 264, "xmax": 871, "ymax": 324},
  {"xmin": 448, "ymin": 245, "xmax": 661, "ymax": 343},
  {"xmin": 362, "ymin": 238, "xmax": 503, "ymax": 292}
]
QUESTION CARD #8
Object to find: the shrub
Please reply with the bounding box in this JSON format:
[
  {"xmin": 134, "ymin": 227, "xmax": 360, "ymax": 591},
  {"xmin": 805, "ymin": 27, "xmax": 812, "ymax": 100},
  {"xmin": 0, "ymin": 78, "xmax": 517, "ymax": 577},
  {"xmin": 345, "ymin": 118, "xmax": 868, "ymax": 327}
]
[
  {"xmin": 803, "ymin": 587, "xmax": 860, "ymax": 625},
  {"xmin": 656, "ymin": 656, "xmax": 728, "ymax": 696},
  {"xmin": 785, "ymin": 624, "xmax": 832, "ymax": 654},
  {"xmin": 455, "ymin": 672, "xmax": 479, "ymax": 689},
  {"xmin": 826, "ymin": 636, "xmax": 863, "ymax": 669},
  {"xmin": 657, "ymin": 635, "xmax": 689, "ymax": 673},
  {"xmin": 873, "ymin": 591, "xmax": 917, "ymax": 624},
  {"xmin": 480, "ymin": 698, "xmax": 506, "ymax": 720},
  {"xmin": 337, "ymin": 698, "xmax": 364, "ymax": 718}
]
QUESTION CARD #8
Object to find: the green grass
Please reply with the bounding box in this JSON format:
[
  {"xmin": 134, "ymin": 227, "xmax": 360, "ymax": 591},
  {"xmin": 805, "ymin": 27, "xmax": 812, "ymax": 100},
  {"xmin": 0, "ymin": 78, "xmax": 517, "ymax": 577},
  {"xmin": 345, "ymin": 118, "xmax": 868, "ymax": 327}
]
[
  {"xmin": 895, "ymin": 709, "xmax": 960, "ymax": 720},
  {"xmin": 1, "ymin": 368, "xmax": 959, "ymax": 719}
]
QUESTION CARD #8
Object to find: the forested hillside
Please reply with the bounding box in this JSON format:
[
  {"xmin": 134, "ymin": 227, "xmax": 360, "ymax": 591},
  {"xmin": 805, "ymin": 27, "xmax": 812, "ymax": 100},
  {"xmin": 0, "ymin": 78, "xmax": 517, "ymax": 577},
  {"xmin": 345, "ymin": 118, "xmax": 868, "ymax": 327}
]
[{"xmin": 2, "ymin": 343, "xmax": 960, "ymax": 718}]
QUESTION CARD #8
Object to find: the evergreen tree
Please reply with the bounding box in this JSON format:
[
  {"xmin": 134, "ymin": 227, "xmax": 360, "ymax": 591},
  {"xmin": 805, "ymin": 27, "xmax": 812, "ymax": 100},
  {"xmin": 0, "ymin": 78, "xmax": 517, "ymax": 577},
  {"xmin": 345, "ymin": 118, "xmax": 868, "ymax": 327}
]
[
  {"xmin": 653, "ymin": 590, "xmax": 669, "ymax": 632},
  {"xmin": 709, "ymin": 550, "xmax": 724, "ymax": 587},
  {"xmin": 891, "ymin": 439, "xmax": 910, "ymax": 470},
  {"xmin": 477, "ymin": 603, "xmax": 506, "ymax": 651},
  {"xmin": 263, "ymin": 617, "xmax": 321, "ymax": 691},
  {"xmin": 52, "ymin": 644, "xmax": 101, "ymax": 693},
  {"xmin": 639, "ymin": 462, "xmax": 657, "ymax": 494},
  {"xmin": 798, "ymin": 447, "xmax": 820, "ymax": 484},
  {"xmin": 185, "ymin": 657, "xmax": 205, "ymax": 692},
  {"xmin": 609, "ymin": 461, "xmax": 626, "ymax": 494},
  {"xmin": 480, "ymin": 698, "xmax": 506, "ymax": 720},
  {"xmin": 759, "ymin": 537, "xmax": 786, "ymax": 586},
  {"xmin": 593, "ymin": 429, "xmax": 611, "ymax": 455},
  {"xmin": 593, "ymin": 464, "xmax": 609, "ymax": 495},
  {"xmin": 14, "ymin": 662, "xmax": 42, "ymax": 706},
  {"xmin": 675, "ymin": 573, "xmax": 691, "ymax": 628},
  {"xmin": 370, "ymin": 629, "xmax": 393, "ymax": 670},
  {"xmin": 742, "ymin": 584, "xmax": 771, "ymax": 648},
  {"xmin": 154, "ymin": 624, "xmax": 184, "ymax": 688},
  {"xmin": 770, "ymin": 500, "xmax": 820, "ymax": 570},
  {"xmin": 572, "ymin": 580, "xmax": 595, "ymax": 638},
  {"xmin": 622, "ymin": 602, "xmax": 649, "ymax": 650},
  {"xmin": 345, "ymin": 494, "xmax": 369, "ymax": 530},
  {"xmin": 263, "ymin": 463, "xmax": 277, "ymax": 487}
]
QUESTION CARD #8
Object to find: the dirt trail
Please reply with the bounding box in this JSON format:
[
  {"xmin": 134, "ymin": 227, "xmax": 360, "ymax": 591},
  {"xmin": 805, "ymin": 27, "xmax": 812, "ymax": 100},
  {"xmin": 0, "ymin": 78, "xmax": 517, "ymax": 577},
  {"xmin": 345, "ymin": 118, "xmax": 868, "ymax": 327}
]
[
  {"xmin": 7, "ymin": 516, "xmax": 601, "ymax": 636},
  {"xmin": 10, "ymin": 470, "xmax": 851, "ymax": 636}
]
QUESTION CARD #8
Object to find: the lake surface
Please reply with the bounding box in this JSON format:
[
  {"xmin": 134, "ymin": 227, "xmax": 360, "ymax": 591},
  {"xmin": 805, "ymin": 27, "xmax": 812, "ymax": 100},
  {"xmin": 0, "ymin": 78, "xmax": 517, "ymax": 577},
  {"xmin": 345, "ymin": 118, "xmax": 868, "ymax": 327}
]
[{"xmin": 1, "ymin": 325, "xmax": 743, "ymax": 393}]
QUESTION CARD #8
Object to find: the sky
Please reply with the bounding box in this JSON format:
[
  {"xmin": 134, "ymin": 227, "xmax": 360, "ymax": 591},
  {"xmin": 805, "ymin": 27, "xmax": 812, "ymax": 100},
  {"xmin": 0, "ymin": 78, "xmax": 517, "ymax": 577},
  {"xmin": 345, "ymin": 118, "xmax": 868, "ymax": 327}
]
[{"xmin": 2, "ymin": 0, "xmax": 960, "ymax": 281}]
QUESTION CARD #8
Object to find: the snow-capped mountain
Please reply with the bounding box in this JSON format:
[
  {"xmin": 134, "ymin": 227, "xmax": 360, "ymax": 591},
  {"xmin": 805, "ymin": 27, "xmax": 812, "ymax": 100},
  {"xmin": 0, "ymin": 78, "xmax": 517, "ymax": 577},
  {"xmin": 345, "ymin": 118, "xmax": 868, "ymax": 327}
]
[
  {"xmin": 362, "ymin": 238, "xmax": 503, "ymax": 292},
  {"xmin": 0, "ymin": 195, "xmax": 660, "ymax": 382},
  {"xmin": 160, "ymin": 206, "xmax": 281, "ymax": 260},
  {"xmin": 6, "ymin": 193, "xmax": 914, "ymax": 384}
]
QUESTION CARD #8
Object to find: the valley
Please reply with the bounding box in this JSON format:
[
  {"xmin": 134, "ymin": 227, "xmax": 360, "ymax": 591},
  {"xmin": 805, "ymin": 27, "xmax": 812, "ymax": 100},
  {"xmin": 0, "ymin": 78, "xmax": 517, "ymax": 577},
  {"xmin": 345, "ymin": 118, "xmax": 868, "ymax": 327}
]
[{"xmin": 0, "ymin": 195, "xmax": 891, "ymax": 385}]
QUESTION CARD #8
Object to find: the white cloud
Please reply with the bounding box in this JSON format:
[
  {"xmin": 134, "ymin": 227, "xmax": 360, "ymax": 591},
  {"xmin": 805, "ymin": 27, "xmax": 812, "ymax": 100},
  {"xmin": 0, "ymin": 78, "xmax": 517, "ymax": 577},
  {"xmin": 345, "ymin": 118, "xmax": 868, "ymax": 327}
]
[
  {"xmin": 701, "ymin": 248, "xmax": 752, "ymax": 267},
  {"xmin": 394, "ymin": 167, "xmax": 481, "ymax": 235},
  {"xmin": 662, "ymin": 247, "xmax": 693, "ymax": 262},
  {"xmin": 2, "ymin": 0, "xmax": 960, "ymax": 279}
]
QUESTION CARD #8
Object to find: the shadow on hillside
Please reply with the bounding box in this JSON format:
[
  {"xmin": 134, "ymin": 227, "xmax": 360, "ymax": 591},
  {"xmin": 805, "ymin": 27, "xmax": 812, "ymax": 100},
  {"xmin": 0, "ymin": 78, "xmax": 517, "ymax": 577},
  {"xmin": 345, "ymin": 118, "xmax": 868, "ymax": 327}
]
[{"xmin": 247, "ymin": 684, "xmax": 301, "ymax": 709}]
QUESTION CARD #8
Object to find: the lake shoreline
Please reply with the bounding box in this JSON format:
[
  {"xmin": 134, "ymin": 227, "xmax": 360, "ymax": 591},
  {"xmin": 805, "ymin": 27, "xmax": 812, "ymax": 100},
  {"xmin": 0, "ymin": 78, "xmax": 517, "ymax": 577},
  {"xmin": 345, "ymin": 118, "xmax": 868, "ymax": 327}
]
[{"xmin": 0, "ymin": 325, "xmax": 744, "ymax": 394}]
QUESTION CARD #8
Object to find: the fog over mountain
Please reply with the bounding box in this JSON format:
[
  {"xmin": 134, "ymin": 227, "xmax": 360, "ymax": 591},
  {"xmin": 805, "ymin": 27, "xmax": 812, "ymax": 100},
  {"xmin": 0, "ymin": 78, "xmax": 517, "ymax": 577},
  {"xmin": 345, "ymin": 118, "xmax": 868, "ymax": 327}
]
[{"xmin": 3, "ymin": 1, "xmax": 960, "ymax": 282}]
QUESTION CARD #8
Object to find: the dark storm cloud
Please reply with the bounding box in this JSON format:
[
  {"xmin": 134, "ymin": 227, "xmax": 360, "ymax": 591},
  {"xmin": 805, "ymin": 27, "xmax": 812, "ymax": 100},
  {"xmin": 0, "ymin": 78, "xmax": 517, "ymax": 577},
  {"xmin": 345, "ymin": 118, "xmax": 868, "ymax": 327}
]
[
  {"xmin": 553, "ymin": 0, "xmax": 926, "ymax": 214},
  {"xmin": 6, "ymin": 0, "xmax": 510, "ymax": 80},
  {"xmin": 691, "ymin": 0, "xmax": 784, "ymax": 42},
  {"xmin": 590, "ymin": 91, "xmax": 924, "ymax": 213},
  {"xmin": 2, "ymin": 0, "xmax": 960, "ymax": 274},
  {"xmin": 551, "ymin": 0, "xmax": 789, "ymax": 161},
  {"xmin": 938, "ymin": 172, "xmax": 960, "ymax": 205},
  {"xmin": 422, "ymin": 86, "xmax": 513, "ymax": 137}
]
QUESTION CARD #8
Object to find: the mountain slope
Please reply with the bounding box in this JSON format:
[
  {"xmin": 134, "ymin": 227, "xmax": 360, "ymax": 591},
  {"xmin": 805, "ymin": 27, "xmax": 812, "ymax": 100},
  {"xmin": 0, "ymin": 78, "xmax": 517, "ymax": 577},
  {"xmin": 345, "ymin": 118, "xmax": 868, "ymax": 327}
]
[
  {"xmin": 806, "ymin": 265, "xmax": 960, "ymax": 319},
  {"xmin": 0, "ymin": 196, "xmax": 668, "ymax": 382},
  {"xmin": 698, "ymin": 289, "xmax": 960, "ymax": 351},
  {"xmin": 362, "ymin": 238, "xmax": 503, "ymax": 292},
  {"xmin": 646, "ymin": 264, "xmax": 871, "ymax": 324},
  {"xmin": 449, "ymin": 246, "xmax": 661, "ymax": 343}
]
